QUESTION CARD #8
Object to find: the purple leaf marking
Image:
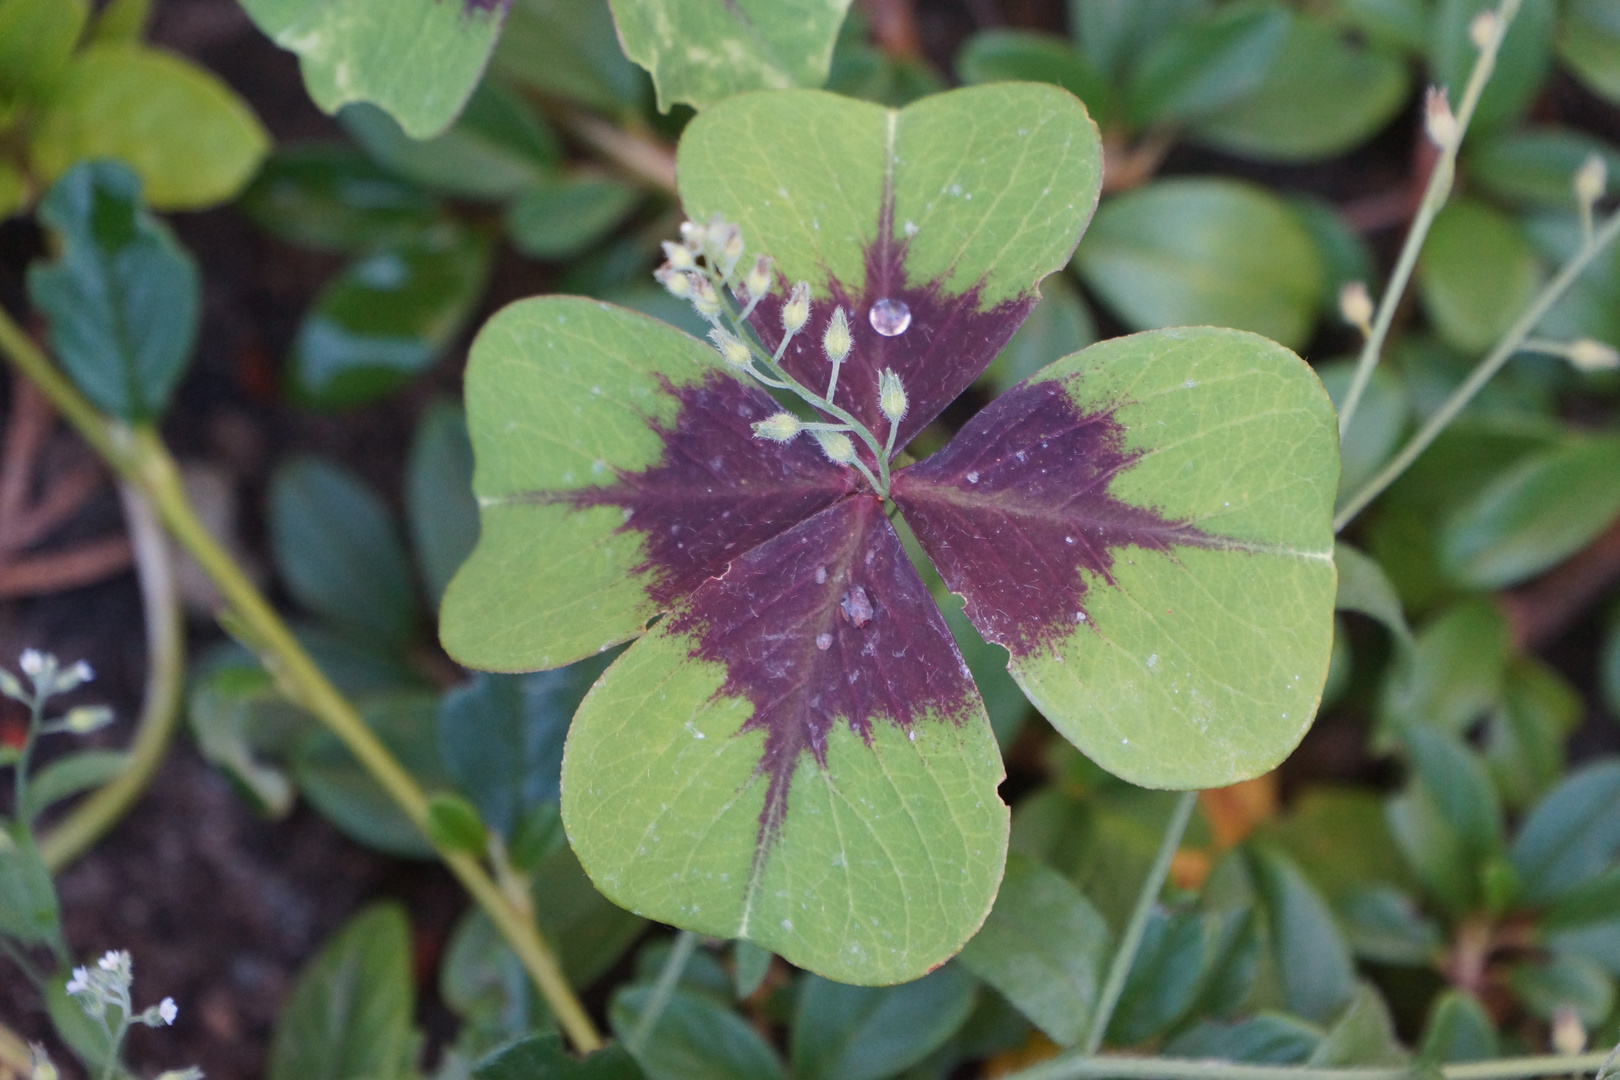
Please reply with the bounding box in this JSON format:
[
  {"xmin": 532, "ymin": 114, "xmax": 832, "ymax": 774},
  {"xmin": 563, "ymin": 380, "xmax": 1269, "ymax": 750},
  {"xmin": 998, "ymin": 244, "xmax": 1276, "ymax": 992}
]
[
  {"xmin": 667, "ymin": 494, "xmax": 979, "ymax": 856},
  {"xmin": 459, "ymin": 0, "xmax": 511, "ymax": 14},
  {"xmin": 891, "ymin": 379, "xmax": 1218, "ymax": 657},
  {"xmin": 748, "ymin": 221, "xmax": 1032, "ymax": 457},
  {"xmin": 564, "ymin": 371, "xmax": 853, "ymax": 608}
]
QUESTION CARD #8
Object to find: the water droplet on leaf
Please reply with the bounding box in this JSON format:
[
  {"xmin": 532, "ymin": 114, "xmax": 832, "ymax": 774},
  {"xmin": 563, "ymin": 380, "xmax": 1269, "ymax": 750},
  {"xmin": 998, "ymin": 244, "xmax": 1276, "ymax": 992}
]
[{"xmin": 869, "ymin": 298, "xmax": 911, "ymax": 337}]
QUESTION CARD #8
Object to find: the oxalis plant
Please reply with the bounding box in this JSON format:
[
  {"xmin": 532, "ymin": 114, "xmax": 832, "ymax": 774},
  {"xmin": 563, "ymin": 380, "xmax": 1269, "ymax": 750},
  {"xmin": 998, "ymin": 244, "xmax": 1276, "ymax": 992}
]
[{"xmin": 439, "ymin": 81, "xmax": 1340, "ymax": 984}]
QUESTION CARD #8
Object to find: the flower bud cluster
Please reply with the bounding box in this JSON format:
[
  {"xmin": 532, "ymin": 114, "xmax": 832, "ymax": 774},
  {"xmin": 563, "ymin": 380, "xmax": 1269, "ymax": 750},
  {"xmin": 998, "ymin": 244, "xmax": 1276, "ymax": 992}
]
[
  {"xmin": 2, "ymin": 650, "xmax": 94, "ymax": 703},
  {"xmin": 65, "ymin": 950, "xmax": 179, "ymax": 1029}
]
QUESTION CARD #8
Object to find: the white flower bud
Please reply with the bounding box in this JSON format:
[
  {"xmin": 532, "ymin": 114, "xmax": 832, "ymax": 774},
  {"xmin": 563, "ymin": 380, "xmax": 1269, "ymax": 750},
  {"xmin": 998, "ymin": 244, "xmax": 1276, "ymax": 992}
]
[
  {"xmin": 679, "ymin": 219, "xmax": 706, "ymax": 251},
  {"xmin": 690, "ymin": 274, "xmax": 721, "ymax": 320},
  {"xmin": 19, "ymin": 649, "xmax": 45, "ymax": 677},
  {"xmin": 159, "ymin": 997, "xmax": 178, "ymax": 1025},
  {"xmin": 814, "ymin": 430, "xmax": 857, "ymax": 465},
  {"xmin": 1425, "ymin": 87, "xmax": 1458, "ymax": 148},
  {"xmin": 1339, "ymin": 281, "xmax": 1374, "ymax": 335},
  {"xmin": 1469, "ymin": 10, "xmax": 1497, "ymax": 48},
  {"xmin": 1575, "ymin": 154, "xmax": 1607, "ymax": 208},
  {"xmin": 65, "ymin": 968, "xmax": 90, "ymax": 996},
  {"xmin": 1568, "ymin": 338, "xmax": 1620, "ymax": 372},
  {"xmin": 782, "ymin": 281, "xmax": 812, "ymax": 334},
  {"xmin": 63, "ymin": 705, "xmax": 114, "ymax": 735},
  {"xmin": 703, "ymin": 216, "xmax": 739, "ymax": 263},
  {"xmin": 708, "ymin": 328, "xmax": 753, "ymax": 370},
  {"xmin": 29, "ymin": 1046, "xmax": 58, "ymax": 1080},
  {"xmin": 744, "ymin": 255, "xmax": 773, "ymax": 300},
  {"xmin": 878, "ymin": 369, "xmax": 908, "ymax": 425},
  {"xmin": 1551, "ymin": 1004, "xmax": 1586, "ymax": 1056},
  {"xmin": 654, "ymin": 265, "xmax": 692, "ymax": 299},
  {"xmin": 661, "ymin": 241, "xmax": 696, "ymax": 271},
  {"xmin": 822, "ymin": 306, "xmax": 852, "ymax": 365},
  {"xmin": 99, "ymin": 950, "xmax": 130, "ymax": 975},
  {"xmin": 752, "ymin": 413, "xmax": 803, "ymax": 443}
]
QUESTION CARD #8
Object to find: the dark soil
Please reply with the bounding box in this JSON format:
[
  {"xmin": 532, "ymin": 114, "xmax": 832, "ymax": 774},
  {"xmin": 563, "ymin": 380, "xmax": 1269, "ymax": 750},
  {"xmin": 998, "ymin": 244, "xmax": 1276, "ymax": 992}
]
[{"xmin": 1, "ymin": 1, "xmax": 1618, "ymax": 1077}]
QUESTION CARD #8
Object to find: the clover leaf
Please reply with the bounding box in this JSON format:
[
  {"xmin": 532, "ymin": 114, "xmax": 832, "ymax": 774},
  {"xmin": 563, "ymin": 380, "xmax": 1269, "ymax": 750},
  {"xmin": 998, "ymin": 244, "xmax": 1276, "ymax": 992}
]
[{"xmin": 440, "ymin": 84, "xmax": 1339, "ymax": 984}]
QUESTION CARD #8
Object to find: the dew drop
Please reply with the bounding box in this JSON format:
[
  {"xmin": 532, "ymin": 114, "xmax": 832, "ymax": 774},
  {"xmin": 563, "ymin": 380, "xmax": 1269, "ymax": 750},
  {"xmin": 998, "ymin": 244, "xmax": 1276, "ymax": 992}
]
[
  {"xmin": 869, "ymin": 298, "xmax": 911, "ymax": 337},
  {"xmin": 1075, "ymin": 611, "xmax": 1087, "ymax": 622},
  {"xmin": 816, "ymin": 633, "xmax": 833, "ymax": 651},
  {"xmin": 1064, "ymin": 536, "xmax": 1075, "ymax": 544},
  {"xmin": 815, "ymin": 566, "xmax": 827, "ymax": 584},
  {"xmin": 965, "ymin": 470, "xmax": 980, "ymax": 484}
]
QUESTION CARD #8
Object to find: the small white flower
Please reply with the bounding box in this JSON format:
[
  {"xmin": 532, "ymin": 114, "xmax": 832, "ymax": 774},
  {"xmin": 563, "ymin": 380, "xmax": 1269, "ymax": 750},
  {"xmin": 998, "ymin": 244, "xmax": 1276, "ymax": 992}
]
[
  {"xmin": 71, "ymin": 661, "xmax": 93, "ymax": 684},
  {"xmin": 65, "ymin": 967, "xmax": 90, "ymax": 996},
  {"xmin": 98, "ymin": 949, "xmax": 124, "ymax": 971},
  {"xmin": 158, "ymin": 997, "xmax": 178, "ymax": 1025},
  {"xmin": 19, "ymin": 650, "xmax": 44, "ymax": 676},
  {"xmin": 1575, "ymin": 153, "xmax": 1607, "ymax": 208}
]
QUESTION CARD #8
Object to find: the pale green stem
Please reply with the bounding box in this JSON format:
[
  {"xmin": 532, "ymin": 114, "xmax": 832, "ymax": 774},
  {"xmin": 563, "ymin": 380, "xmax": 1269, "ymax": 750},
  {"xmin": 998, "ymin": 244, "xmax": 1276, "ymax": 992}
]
[
  {"xmin": 1336, "ymin": 0, "xmax": 1520, "ymax": 437},
  {"xmin": 1334, "ymin": 205, "xmax": 1620, "ymax": 531},
  {"xmin": 1002, "ymin": 1051, "xmax": 1618, "ymax": 1080},
  {"xmin": 0, "ymin": 307, "xmax": 604, "ymax": 1055},
  {"xmin": 12, "ymin": 681, "xmax": 44, "ymax": 821},
  {"xmin": 39, "ymin": 483, "xmax": 184, "ymax": 872},
  {"xmin": 1085, "ymin": 790, "xmax": 1199, "ymax": 1053},
  {"xmin": 628, "ymin": 929, "xmax": 700, "ymax": 1056}
]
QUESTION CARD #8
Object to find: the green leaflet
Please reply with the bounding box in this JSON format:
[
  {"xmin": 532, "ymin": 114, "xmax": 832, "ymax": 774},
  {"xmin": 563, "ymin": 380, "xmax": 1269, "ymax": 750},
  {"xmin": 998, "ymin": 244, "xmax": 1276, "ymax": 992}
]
[
  {"xmin": 1006, "ymin": 328, "xmax": 1338, "ymax": 788},
  {"xmin": 608, "ymin": 0, "xmax": 854, "ymax": 112},
  {"xmin": 239, "ymin": 0, "xmax": 507, "ymax": 138}
]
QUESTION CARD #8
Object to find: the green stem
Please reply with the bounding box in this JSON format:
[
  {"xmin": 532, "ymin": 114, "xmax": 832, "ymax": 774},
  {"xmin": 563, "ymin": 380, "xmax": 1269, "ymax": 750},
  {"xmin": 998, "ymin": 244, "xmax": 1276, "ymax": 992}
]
[
  {"xmin": 1002, "ymin": 1051, "xmax": 1617, "ymax": 1080},
  {"xmin": 1334, "ymin": 205, "xmax": 1620, "ymax": 531},
  {"xmin": 0, "ymin": 307, "xmax": 604, "ymax": 1055},
  {"xmin": 628, "ymin": 929, "xmax": 700, "ymax": 1056},
  {"xmin": 12, "ymin": 687, "xmax": 43, "ymax": 821},
  {"xmin": 39, "ymin": 483, "xmax": 184, "ymax": 872},
  {"xmin": 1335, "ymin": 0, "xmax": 1519, "ymax": 437},
  {"xmin": 1085, "ymin": 790, "xmax": 1198, "ymax": 1053}
]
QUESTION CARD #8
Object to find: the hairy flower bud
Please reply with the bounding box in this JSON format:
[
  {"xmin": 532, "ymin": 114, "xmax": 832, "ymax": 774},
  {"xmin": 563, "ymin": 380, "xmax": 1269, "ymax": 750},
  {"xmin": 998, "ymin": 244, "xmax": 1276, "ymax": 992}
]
[
  {"xmin": 823, "ymin": 306, "xmax": 852, "ymax": 364},
  {"xmin": 752, "ymin": 413, "xmax": 803, "ymax": 442},
  {"xmin": 744, "ymin": 255, "xmax": 773, "ymax": 300},
  {"xmin": 1424, "ymin": 87, "xmax": 1458, "ymax": 148},
  {"xmin": 63, "ymin": 705, "xmax": 114, "ymax": 735},
  {"xmin": 708, "ymin": 328, "xmax": 752, "ymax": 370},
  {"xmin": 782, "ymin": 281, "xmax": 812, "ymax": 334},
  {"xmin": 1568, "ymin": 338, "xmax": 1620, "ymax": 372},
  {"xmin": 1339, "ymin": 281, "xmax": 1374, "ymax": 336},
  {"xmin": 679, "ymin": 219, "xmax": 706, "ymax": 251},
  {"xmin": 1469, "ymin": 10, "xmax": 1497, "ymax": 49},
  {"xmin": 878, "ymin": 368, "xmax": 908, "ymax": 425},
  {"xmin": 690, "ymin": 274, "xmax": 721, "ymax": 319},
  {"xmin": 654, "ymin": 265, "xmax": 693, "ymax": 299},
  {"xmin": 814, "ymin": 430, "xmax": 856, "ymax": 465},
  {"xmin": 661, "ymin": 241, "xmax": 696, "ymax": 271},
  {"xmin": 1575, "ymin": 153, "xmax": 1607, "ymax": 208}
]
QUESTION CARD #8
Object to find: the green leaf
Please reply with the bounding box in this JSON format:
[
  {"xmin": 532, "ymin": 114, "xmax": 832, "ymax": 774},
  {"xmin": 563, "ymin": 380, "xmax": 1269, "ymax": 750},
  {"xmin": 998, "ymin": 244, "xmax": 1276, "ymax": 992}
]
[
  {"xmin": 1307, "ymin": 983, "xmax": 1407, "ymax": 1066},
  {"xmin": 1164, "ymin": 1014, "xmax": 1321, "ymax": 1064},
  {"xmin": 1381, "ymin": 600, "xmax": 1511, "ymax": 736},
  {"xmin": 1109, "ymin": 906, "xmax": 1213, "ymax": 1044},
  {"xmin": 88, "ymin": 0, "xmax": 148, "ymax": 43},
  {"xmin": 1290, "ymin": 196, "xmax": 1376, "ymax": 320},
  {"xmin": 1075, "ymin": 179, "xmax": 1324, "ymax": 349},
  {"xmin": 957, "ymin": 30, "xmax": 1114, "ymax": 128},
  {"xmin": 1388, "ymin": 728, "xmax": 1505, "ymax": 915},
  {"xmin": 1188, "ymin": 9, "xmax": 1409, "ymax": 161},
  {"xmin": 610, "ymin": 986, "xmax": 785, "ymax": 1080},
  {"xmin": 1416, "ymin": 198, "xmax": 1544, "ymax": 355},
  {"xmin": 240, "ymin": 0, "xmax": 506, "ymax": 139},
  {"xmin": 1468, "ymin": 128, "xmax": 1620, "ymax": 211},
  {"xmin": 1430, "ymin": 0, "xmax": 1555, "ymax": 134},
  {"xmin": 1511, "ymin": 759, "xmax": 1620, "ymax": 906},
  {"xmin": 293, "ymin": 691, "xmax": 453, "ymax": 858},
  {"xmin": 186, "ymin": 655, "xmax": 301, "ymax": 816},
  {"xmin": 436, "ymin": 655, "xmax": 613, "ymax": 837},
  {"xmin": 29, "ymin": 43, "xmax": 269, "ymax": 210},
  {"xmin": 239, "ymin": 145, "xmax": 443, "ymax": 253},
  {"xmin": 507, "ymin": 177, "xmax": 640, "ymax": 261},
  {"xmin": 269, "ymin": 903, "xmax": 418, "ymax": 1080},
  {"xmin": 287, "ymin": 225, "xmax": 493, "ymax": 409},
  {"xmin": 1258, "ymin": 787, "xmax": 1417, "ymax": 900},
  {"xmin": 1439, "ymin": 434, "xmax": 1620, "ymax": 589},
  {"xmin": 0, "ymin": 822, "xmax": 60, "ymax": 944},
  {"xmin": 1318, "ymin": 0, "xmax": 1428, "ymax": 53},
  {"xmin": 607, "ymin": 0, "xmax": 854, "ymax": 112},
  {"xmin": 270, "ymin": 456, "xmax": 421, "ymax": 648},
  {"xmin": 978, "ymin": 273, "xmax": 1096, "ymax": 396},
  {"xmin": 1124, "ymin": 2, "xmax": 1289, "ymax": 129},
  {"xmin": 0, "ymin": 161, "xmax": 27, "ymax": 221},
  {"xmin": 957, "ymin": 853, "xmax": 1111, "ymax": 1047},
  {"xmin": 1559, "ymin": 0, "xmax": 1620, "ymax": 107},
  {"xmin": 0, "ymin": 0, "xmax": 87, "ymax": 104},
  {"xmin": 340, "ymin": 83, "xmax": 559, "ymax": 200},
  {"xmin": 1335, "ymin": 884, "xmax": 1441, "ymax": 965},
  {"xmin": 27, "ymin": 160, "xmax": 199, "ymax": 421},
  {"xmin": 1247, "ymin": 844, "xmax": 1356, "ymax": 1022},
  {"xmin": 492, "ymin": 0, "xmax": 646, "ymax": 115},
  {"xmin": 425, "ymin": 792, "xmax": 488, "ymax": 857},
  {"xmin": 1524, "ymin": 212, "xmax": 1620, "ymax": 348},
  {"xmin": 407, "ymin": 400, "xmax": 480, "ymax": 609},
  {"xmin": 1067, "ymin": 0, "xmax": 1208, "ymax": 83},
  {"xmin": 1606, "ymin": 607, "xmax": 1620, "ymax": 719},
  {"xmin": 1485, "ymin": 659, "xmax": 1580, "ymax": 810},
  {"xmin": 1321, "ymin": 361, "xmax": 1410, "ymax": 506},
  {"xmin": 918, "ymin": 327, "xmax": 1337, "ymax": 789},
  {"xmin": 21, "ymin": 750, "xmax": 128, "ymax": 822},
  {"xmin": 1420, "ymin": 991, "xmax": 1498, "ymax": 1063},
  {"xmin": 825, "ymin": 31, "xmax": 944, "ymax": 107},
  {"xmin": 1333, "ymin": 542, "xmax": 1416, "ymax": 659},
  {"xmin": 474, "ymin": 1035, "xmax": 643, "ymax": 1080},
  {"xmin": 731, "ymin": 941, "xmax": 771, "ymax": 1000},
  {"xmin": 1544, "ymin": 866, "xmax": 1620, "ymax": 931},
  {"xmin": 790, "ymin": 964, "xmax": 977, "ymax": 1080},
  {"xmin": 1509, "ymin": 953, "xmax": 1616, "ymax": 1027}
]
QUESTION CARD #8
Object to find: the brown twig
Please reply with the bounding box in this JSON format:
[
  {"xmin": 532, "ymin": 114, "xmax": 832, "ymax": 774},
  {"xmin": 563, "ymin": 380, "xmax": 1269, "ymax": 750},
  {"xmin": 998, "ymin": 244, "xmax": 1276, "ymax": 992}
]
[
  {"xmin": 1101, "ymin": 130, "xmax": 1175, "ymax": 194},
  {"xmin": 0, "ymin": 374, "xmax": 133, "ymax": 595},
  {"xmin": 552, "ymin": 107, "xmax": 678, "ymax": 195},
  {"xmin": 1499, "ymin": 514, "xmax": 1620, "ymax": 652}
]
